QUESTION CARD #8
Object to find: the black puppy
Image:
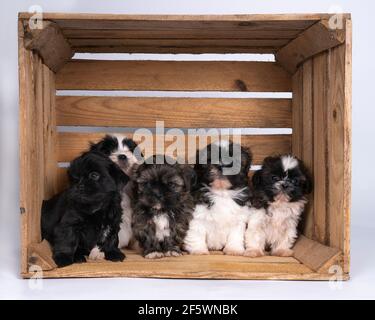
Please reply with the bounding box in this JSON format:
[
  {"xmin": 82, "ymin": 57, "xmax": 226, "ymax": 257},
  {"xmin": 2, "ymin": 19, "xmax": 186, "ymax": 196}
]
[
  {"xmin": 132, "ymin": 156, "xmax": 195, "ymax": 259},
  {"xmin": 42, "ymin": 152, "xmax": 129, "ymax": 267}
]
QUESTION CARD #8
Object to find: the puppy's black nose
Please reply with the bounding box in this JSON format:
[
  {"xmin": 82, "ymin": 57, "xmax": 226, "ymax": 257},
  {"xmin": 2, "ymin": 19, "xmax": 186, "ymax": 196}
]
[{"xmin": 118, "ymin": 154, "xmax": 127, "ymax": 161}]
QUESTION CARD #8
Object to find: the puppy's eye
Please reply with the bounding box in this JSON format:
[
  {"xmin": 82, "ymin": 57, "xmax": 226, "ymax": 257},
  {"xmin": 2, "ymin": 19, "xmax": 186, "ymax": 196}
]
[
  {"xmin": 167, "ymin": 182, "xmax": 176, "ymax": 188},
  {"xmin": 89, "ymin": 171, "xmax": 100, "ymax": 181},
  {"xmin": 272, "ymin": 175, "xmax": 280, "ymax": 182},
  {"xmin": 290, "ymin": 178, "xmax": 298, "ymax": 185}
]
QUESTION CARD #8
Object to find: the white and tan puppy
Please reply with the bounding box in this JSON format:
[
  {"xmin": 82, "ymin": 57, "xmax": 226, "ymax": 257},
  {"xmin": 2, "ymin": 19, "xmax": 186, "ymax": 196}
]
[
  {"xmin": 184, "ymin": 141, "xmax": 252, "ymax": 256},
  {"xmin": 245, "ymin": 155, "xmax": 312, "ymax": 258}
]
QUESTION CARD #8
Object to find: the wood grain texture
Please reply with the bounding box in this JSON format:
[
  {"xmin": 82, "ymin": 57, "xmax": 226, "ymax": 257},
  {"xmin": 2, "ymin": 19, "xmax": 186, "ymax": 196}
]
[
  {"xmin": 19, "ymin": 38, "xmax": 45, "ymax": 273},
  {"xmin": 301, "ymin": 60, "xmax": 314, "ymax": 239},
  {"xmin": 23, "ymin": 246, "xmax": 313, "ymax": 280},
  {"xmin": 56, "ymin": 96, "xmax": 292, "ymax": 128},
  {"xmin": 19, "ymin": 13, "xmax": 345, "ymax": 22},
  {"xmin": 276, "ymin": 20, "xmax": 346, "ymax": 74},
  {"xmin": 22, "ymin": 237, "xmax": 350, "ymax": 280},
  {"xmin": 56, "ymin": 60, "xmax": 292, "ymax": 92},
  {"xmin": 291, "ymin": 68, "xmax": 303, "ymax": 159},
  {"xmin": 62, "ymin": 28, "xmax": 302, "ymax": 39},
  {"xmin": 327, "ymin": 45, "xmax": 346, "ymax": 253},
  {"xmin": 293, "ymin": 235, "xmax": 341, "ymax": 272},
  {"xmin": 312, "ymin": 52, "xmax": 329, "ymax": 245},
  {"xmin": 57, "ymin": 132, "xmax": 292, "ymax": 165},
  {"xmin": 343, "ymin": 19, "xmax": 352, "ymax": 274},
  {"xmin": 69, "ymin": 38, "xmax": 288, "ymax": 54},
  {"xmin": 24, "ymin": 21, "xmax": 74, "ymax": 73},
  {"xmin": 42, "ymin": 66, "xmax": 59, "ymax": 199},
  {"xmin": 18, "ymin": 20, "xmax": 31, "ymax": 274}
]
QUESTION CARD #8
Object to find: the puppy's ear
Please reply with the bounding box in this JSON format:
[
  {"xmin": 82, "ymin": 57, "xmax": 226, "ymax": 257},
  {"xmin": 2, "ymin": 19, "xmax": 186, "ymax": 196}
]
[
  {"xmin": 299, "ymin": 161, "xmax": 313, "ymax": 194},
  {"xmin": 123, "ymin": 138, "xmax": 138, "ymax": 153},
  {"xmin": 252, "ymin": 170, "xmax": 263, "ymax": 189},
  {"xmin": 90, "ymin": 135, "xmax": 117, "ymax": 155},
  {"xmin": 180, "ymin": 165, "xmax": 197, "ymax": 191},
  {"xmin": 241, "ymin": 147, "xmax": 253, "ymax": 174},
  {"xmin": 109, "ymin": 163, "xmax": 129, "ymax": 188}
]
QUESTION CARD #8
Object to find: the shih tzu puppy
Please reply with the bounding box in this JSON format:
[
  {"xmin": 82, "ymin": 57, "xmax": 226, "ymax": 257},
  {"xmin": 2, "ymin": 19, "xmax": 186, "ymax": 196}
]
[
  {"xmin": 245, "ymin": 155, "xmax": 312, "ymax": 258},
  {"xmin": 184, "ymin": 141, "xmax": 252, "ymax": 256},
  {"xmin": 90, "ymin": 134, "xmax": 141, "ymax": 249},
  {"xmin": 41, "ymin": 151, "xmax": 129, "ymax": 267},
  {"xmin": 132, "ymin": 156, "xmax": 195, "ymax": 259}
]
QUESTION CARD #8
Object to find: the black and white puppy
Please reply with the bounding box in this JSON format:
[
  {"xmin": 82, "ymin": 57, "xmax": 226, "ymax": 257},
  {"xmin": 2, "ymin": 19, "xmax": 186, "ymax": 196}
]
[
  {"xmin": 41, "ymin": 151, "xmax": 128, "ymax": 267},
  {"xmin": 132, "ymin": 156, "xmax": 195, "ymax": 259},
  {"xmin": 184, "ymin": 141, "xmax": 252, "ymax": 256},
  {"xmin": 90, "ymin": 134, "xmax": 140, "ymax": 249},
  {"xmin": 245, "ymin": 155, "xmax": 312, "ymax": 258}
]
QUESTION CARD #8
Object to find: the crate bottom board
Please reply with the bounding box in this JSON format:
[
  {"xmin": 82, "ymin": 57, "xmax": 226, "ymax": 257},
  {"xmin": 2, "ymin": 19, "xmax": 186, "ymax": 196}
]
[{"xmin": 23, "ymin": 249, "xmax": 347, "ymax": 280}]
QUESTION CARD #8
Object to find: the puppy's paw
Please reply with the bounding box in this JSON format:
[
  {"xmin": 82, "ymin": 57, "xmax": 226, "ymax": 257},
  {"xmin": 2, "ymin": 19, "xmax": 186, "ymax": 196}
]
[
  {"xmin": 223, "ymin": 247, "xmax": 245, "ymax": 256},
  {"xmin": 144, "ymin": 251, "xmax": 164, "ymax": 259},
  {"xmin": 54, "ymin": 253, "xmax": 74, "ymax": 268},
  {"xmin": 271, "ymin": 248, "xmax": 294, "ymax": 257},
  {"xmin": 74, "ymin": 255, "xmax": 87, "ymax": 263},
  {"xmin": 164, "ymin": 250, "xmax": 182, "ymax": 257},
  {"xmin": 88, "ymin": 246, "xmax": 105, "ymax": 261},
  {"xmin": 105, "ymin": 249, "xmax": 126, "ymax": 262},
  {"xmin": 244, "ymin": 249, "xmax": 265, "ymax": 258}
]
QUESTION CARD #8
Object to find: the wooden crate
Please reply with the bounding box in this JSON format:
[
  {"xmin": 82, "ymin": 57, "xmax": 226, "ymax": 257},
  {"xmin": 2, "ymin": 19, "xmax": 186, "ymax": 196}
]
[{"xmin": 18, "ymin": 13, "xmax": 352, "ymax": 280}]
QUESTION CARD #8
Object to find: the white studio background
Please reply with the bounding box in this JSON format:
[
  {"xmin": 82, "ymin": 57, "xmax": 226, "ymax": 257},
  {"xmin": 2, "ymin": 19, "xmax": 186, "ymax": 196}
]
[{"xmin": 0, "ymin": 0, "xmax": 374, "ymax": 299}]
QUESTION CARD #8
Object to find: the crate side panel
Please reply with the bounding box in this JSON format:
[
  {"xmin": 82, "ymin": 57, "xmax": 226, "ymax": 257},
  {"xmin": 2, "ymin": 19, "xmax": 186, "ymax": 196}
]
[
  {"xmin": 19, "ymin": 30, "xmax": 45, "ymax": 272},
  {"xmin": 56, "ymin": 60, "xmax": 291, "ymax": 92}
]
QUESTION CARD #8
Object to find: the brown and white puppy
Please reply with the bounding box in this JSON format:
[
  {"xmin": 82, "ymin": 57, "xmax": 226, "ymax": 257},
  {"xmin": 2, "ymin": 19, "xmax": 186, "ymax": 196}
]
[
  {"xmin": 132, "ymin": 156, "xmax": 195, "ymax": 259},
  {"xmin": 184, "ymin": 141, "xmax": 252, "ymax": 256},
  {"xmin": 245, "ymin": 155, "xmax": 312, "ymax": 257},
  {"xmin": 90, "ymin": 134, "xmax": 141, "ymax": 249}
]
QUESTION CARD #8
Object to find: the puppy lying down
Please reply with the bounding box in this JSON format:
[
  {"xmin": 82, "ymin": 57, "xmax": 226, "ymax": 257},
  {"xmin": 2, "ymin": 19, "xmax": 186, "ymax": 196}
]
[{"xmin": 41, "ymin": 151, "xmax": 129, "ymax": 267}]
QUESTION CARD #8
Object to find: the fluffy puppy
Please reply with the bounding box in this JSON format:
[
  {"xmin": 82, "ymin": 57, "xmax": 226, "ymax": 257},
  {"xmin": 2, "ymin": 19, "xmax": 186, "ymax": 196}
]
[
  {"xmin": 90, "ymin": 134, "xmax": 140, "ymax": 249},
  {"xmin": 245, "ymin": 155, "xmax": 312, "ymax": 258},
  {"xmin": 41, "ymin": 152, "xmax": 128, "ymax": 267},
  {"xmin": 184, "ymin": 141, "xmax": 252, "ymax": 256},
  {"xmin": 132, "ymin": 156, "xmax": 195, "ymax": 259}
]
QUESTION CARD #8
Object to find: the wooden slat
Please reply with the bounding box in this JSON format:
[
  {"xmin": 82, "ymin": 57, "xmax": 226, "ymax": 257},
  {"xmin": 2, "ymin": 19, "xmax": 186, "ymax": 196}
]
[
  {"xmin": 22, "ymin": 245, "xmax": 313, "ymax": 280},
  {"xmin": 69, "ymin": 38, "xmax": 290, "ymax": 47},
  {"xmin": 327, "ymin": 45, "xmax": 346, "ymax": 253},
  {"xmin": 49, "ymin": 18, "xmax": 319, "ymax": 31},
  {"xmin": 327, "ymin": 20, "xmax": 351, "ymax": 275},
  {"xmin": 24, "ymin": 21, "xmax": 74, "ymax": 73},
  {"xmin": 19, "ymin": 21, "xmax": 46, "ymax": 274},
  {"xmin": 301, "ymin": 60, "xmax": 314, "ymax": 239},
  {"xmin": 63, "ymin": 28, "xmax": 302, "ymax": 39},
  {"xmin": 291, "ymin": 67, "xmax": 303, "ymax": 159},
  {"xmin": 19, "ymin": 13, "xmax": 339, "ymax": 22},
  {"xmin": 276, "ymin": 20, "xmax": 346, "ymax": 74},
  {"xmin": 42, "ymin": 65, "xmax": 59, "ymax": 199},
  {"xmin": 57, "ymin": 132, "xmax": 292, "ymax": 165},
  {"xmin": 19, "ymin": 20, "xmax": 32, "ymax": 274},
  {"xmin": 56, "ymin": 60, "xmax": 292, "ymax": 91},
  {"xmin": 73, "ymin": 46, "xmax": 280, "ymax": 54},
  {"xmin": 312, "ymin": 52, "xmax": 329, "ymax": 245},
  {"xmin": 69, "ymin": 38, "xmax": 288, "ymax": 54},
  {"xmin": 56, "ymin": 96, "xmax": 292, "ymax": 128},
  {"xmin": 293, "ymin": 235, "xmax": 341, "ymax": 272},
  {"xmin": 343, "ymin": 19, "xmax": 352, "ymax": 274}
]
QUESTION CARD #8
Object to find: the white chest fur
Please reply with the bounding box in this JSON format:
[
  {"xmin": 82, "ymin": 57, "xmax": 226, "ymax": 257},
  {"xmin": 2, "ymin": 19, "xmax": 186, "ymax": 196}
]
[
  {"xmin": 266, "ymin": 197, "xmax": 306, "ymax": 241},
  {"xmin": 185, "ymin": 188, "xmax": 250, "ymax": 253},
  {"xmin": 153, "ymin": 214, "xmax": 171, "ymax": 242}
]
